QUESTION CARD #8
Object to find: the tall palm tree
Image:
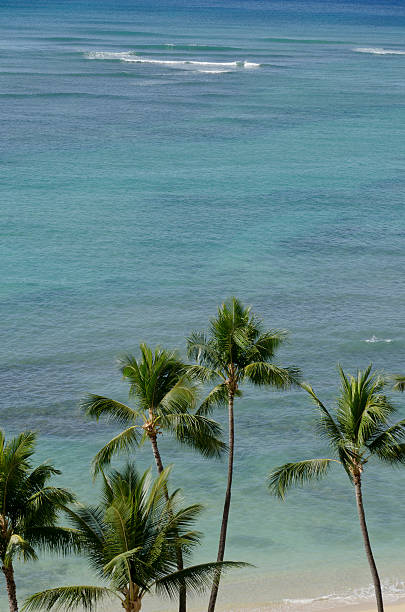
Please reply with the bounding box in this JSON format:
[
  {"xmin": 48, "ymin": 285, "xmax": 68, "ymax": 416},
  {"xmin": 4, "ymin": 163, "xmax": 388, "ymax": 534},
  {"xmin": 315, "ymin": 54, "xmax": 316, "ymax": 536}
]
[
  {"xmin": 23, "ymin": 464, "xmax": 246, "ymax": 612},
  {"xmin": 268, "ymin": 365, "xmax": 405, "ymax": 612},
  {"xmin": 81, "ymin": 343, "xmax": 226, "ymax": 612},
  {"xmin": 0, "ymin": 431, "xmax": 79, "ymax": 612},
  {"xmin": 187, "ymin": 297, "xmax": 300, "ymax": 612}
]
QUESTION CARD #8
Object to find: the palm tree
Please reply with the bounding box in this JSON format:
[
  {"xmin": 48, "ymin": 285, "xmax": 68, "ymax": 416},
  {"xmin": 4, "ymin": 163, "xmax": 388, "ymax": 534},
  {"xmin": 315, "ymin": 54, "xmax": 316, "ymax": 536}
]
[
  {"xmin": 187, "ymin": 297, "xmax": 300, "ymax": 612},
  {"xmin": 392, "ymin": 375, "xmax": 405, "ymax": 392},
  {"xmin": 23, "ymin": 464, "xmax": 246, "ymax": 612},
  {"xmin": 81, "ymin": 343, "xmax": 226, "ymax": 612},
  {"xmin": 268, "ymin": 365, "xmax": 405, "ymax": 612},
  {"xmin": 0, "ymin": 431, "xmax": 79, "ymax": 612}
]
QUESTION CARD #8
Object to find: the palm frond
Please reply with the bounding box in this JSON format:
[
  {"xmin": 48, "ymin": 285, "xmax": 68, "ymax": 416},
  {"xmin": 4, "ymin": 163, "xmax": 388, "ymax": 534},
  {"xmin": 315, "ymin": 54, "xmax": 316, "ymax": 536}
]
[
  {"xmin": 197, "ymin": 383, "xmax": 228, "ymax": 415},
  {"xmin": 154, "ymin": 561, "xmax": 249, "ymax": 599},
  {"xmin": 160, "ymin": 412, "xmax": 226, "ymax": 458},
  {"xmin": 92, "ymin": 426, "xmax": 140, "ymax": 476},
  {"xmin": 336, "ymin": 365, "xmax": 393, "ymax": 445},
  {"xmin": 369, "ymin": 442, "xmax": 405, "ymax": 464},
  {"xmin": 367, "ymin": 419, "xmax": 405, "ymax": 463},
  {"xmin": 268, "ymin": 458, "xmax": 338, "ymax": 500},
  {"xmin": 301, "ymin": 383, "xmax": 344, "ymax": 453},
  {"xmin": 186, "ymin": 332, "xmax": 219, "ymax": 369},
  {"xmin": 186, "ymin": 364, "xmax": 221, "ymax": 384},
  {"xmin": 80, "ymin": 395, "xmax": 137, "ymax": 425},
  {"xmin": 24, "ymin": 526, "xmax": 82, "ymax": 556},
  {"xmin": 22, "ymin": 586, "xmax": 120, "ymax": 612},
  {"xmin": 4, "ymin": 534, "xmax": 38, "ymax": 565},
  {"xmin": 243, "ymin": 362, "xmax": 300, "ymax": 388},
  {"xmin": 392, "ymin": 375, "xmax": 405, "ymax": 392},
  {"xmin": 245, "ymin": 330, "xmax": 289, "ymax": 362}
]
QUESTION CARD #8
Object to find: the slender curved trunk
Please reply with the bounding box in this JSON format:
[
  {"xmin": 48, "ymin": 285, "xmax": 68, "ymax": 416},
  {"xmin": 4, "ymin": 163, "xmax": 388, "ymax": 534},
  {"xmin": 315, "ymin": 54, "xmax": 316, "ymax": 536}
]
[
  {"xmin": 353, "ymin": 473, "xmax": 384, "ymax": 612},
  {"xmin": 2, "ymin": 563, "xmax": 18, "ymax": 612},
  {"xmin": 208, "ymin": 386, "xmax": 235, "ymax": 612},
  {"xmin": 150, "ymin": 432, "xmax": 186, "ymax": 612}
]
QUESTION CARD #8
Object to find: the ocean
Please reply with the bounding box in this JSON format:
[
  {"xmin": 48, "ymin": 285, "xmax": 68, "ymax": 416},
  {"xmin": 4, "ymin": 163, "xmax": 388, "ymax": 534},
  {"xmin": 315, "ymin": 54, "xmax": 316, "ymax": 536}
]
[{"xmin": 1, "ymin": 0, "xmax": 405, "ymax": 609}]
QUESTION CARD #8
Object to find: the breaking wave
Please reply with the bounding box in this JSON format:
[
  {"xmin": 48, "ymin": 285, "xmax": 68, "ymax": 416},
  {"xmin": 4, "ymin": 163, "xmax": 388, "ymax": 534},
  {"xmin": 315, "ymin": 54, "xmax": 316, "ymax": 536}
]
[
  {"xmin": 84, "ymin": 50, "xmax": 260, "ymax": 71},
  {"xmin": 354, "ymin": 47, "xmax": 405, "ymax": 55}
]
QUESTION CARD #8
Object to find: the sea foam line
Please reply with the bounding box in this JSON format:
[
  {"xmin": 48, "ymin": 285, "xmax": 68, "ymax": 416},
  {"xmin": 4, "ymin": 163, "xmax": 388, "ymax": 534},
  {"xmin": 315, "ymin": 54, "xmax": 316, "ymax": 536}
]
[
  {"xmin": 84, "ymin": 51, "xmax": 260, "ymax": 69},
  {"xmin": 354, "ymin": 47, "xmax": 405, "ymax": 55},
  {"xmin": 364, "ymin": 335, "xmax": 392, "ymax": 343},
  {"xmin": 279, "ymin": 579, "xmax": 405, "ymax": 610}
]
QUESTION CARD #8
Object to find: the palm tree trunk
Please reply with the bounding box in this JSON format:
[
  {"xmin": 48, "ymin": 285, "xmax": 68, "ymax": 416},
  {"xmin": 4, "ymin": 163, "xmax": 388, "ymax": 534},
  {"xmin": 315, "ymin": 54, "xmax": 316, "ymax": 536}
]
[
  {"xmin": 208, "ymin": 388, "xmax": 235, "ymax": 612},
  {"xmin": 2, "ymin": 563, "xmax": 18, "ymax": 612},
  {"xmin": 150, "ymin": 433, "xmax": 165, "ymax": 475},
  {"xmin": 353, "ymin": 473, "xmax": 384, "ymax": 612},
  {"xmin": 149, "ymin": 432, "xmax": 186, "ymax": 612}
]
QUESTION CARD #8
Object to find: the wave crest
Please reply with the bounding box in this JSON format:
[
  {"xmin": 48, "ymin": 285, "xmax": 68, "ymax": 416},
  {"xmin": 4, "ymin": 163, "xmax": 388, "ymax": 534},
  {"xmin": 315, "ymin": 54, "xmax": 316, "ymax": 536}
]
[
  {"xmin": 84, "ymin": 51, "xmax": 260, "ymax": 71},
  {"xmin": 354, "ymin": 47, "xmax": 405, "ymax": 55}
]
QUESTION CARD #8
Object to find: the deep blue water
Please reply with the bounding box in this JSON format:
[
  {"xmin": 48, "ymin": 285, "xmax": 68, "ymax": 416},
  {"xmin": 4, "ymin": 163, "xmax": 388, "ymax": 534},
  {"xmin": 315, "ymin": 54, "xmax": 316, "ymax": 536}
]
[{"xmin": 1, "ymin": 0, "xmax": 405, "ymax": 609}]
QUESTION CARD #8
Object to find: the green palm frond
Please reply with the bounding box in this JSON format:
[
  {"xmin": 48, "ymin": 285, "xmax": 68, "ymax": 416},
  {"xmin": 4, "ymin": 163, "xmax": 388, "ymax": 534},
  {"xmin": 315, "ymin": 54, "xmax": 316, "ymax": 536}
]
[
  {"xmin": 368, "ymin": 419, "xmax": 405, "ymax": 451},
  {"xmin": 22, "ymin": 585, "xmax": 120, "ymax": 611},
  {"xmin": 197, "ymin": 383, "xmax": 229, "ymax": 415},
  {"xmin": 159, "ymin": 375, "xmax": 199, "ymax": 415},
  {"xmin": 367, "ymin": 418, "xmax": 405, "ymax": 463},
  {"xmin": 0, "ymin": 430, "xmax": 82, "ymax": 576},
  {"xmin": 243, "ymin": 362, "xmax": 300, "ymax": 388},
  {"xmin": 5, "ymin": 534, "xmax": 38, "ymax": 565},
  {"xmin": 154, "ymin": 561, "xmax": 249, "ymax": 598},
  {"xmin": 24, "ymin": 526, "xmax": 82, "ymax": 556},
  {"xmin": 80, "ymin": 395, "xmax": 137, "ymax": 425},
  {"xmin": 301, "ymin": 383, "xmax": 345, "ymax": 452},
  {"xmin": 392, "ymin": 375, "xmax": 405, "ymax": 392},
  {"xmin": 186, "ymin": 332, "xmax": 220, "ymax": 370},
  {"xmin": 160, "ymin": 412, "xmax": 226, "ymax": 458},
  {"xmin": 268, "ymin": 458, "xmax": 339, "ymax": 500},
  {"xmin": 91, "ymin": 426, "xmax": 140, "ymax": 476},
  {"xmin": 245, "ymin": 330, "xmax": 288, "ymax": 362},
  {"xmin": 336, "ymin": 365, "xmax": 394, "ymax": 445}
]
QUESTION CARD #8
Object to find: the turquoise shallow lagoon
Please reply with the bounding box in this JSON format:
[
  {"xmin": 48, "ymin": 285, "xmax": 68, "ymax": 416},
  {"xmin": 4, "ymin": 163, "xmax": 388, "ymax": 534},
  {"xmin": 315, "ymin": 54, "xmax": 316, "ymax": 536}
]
[{"xmin": 1, "ymin": 0, "xmax": 405, "ymax": 609}]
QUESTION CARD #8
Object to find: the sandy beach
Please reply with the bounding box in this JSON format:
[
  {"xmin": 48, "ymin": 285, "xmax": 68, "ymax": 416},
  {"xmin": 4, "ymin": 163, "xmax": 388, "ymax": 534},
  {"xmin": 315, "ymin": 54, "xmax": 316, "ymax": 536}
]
[{"xmin": 329, "ymin": 603, "xmax": 405, "ymax": 612}]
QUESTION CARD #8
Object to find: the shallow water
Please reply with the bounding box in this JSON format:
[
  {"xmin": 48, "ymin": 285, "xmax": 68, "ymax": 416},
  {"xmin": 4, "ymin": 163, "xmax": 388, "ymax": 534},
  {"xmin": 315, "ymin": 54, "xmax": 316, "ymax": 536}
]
[{"xmin": 1, "ymin": 0, "xmax": 405, "ymax": 609}]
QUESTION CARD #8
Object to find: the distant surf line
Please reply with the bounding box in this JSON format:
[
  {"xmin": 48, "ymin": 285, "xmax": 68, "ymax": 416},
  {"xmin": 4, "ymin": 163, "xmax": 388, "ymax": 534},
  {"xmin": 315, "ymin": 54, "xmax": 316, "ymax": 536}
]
[
  {"xmin": 84, "ymin": 50, "xmax": 261, "ymax": 72},
  {"xmin": 354, "ymin": 47, "xmax": 405, "ymax": 55}
]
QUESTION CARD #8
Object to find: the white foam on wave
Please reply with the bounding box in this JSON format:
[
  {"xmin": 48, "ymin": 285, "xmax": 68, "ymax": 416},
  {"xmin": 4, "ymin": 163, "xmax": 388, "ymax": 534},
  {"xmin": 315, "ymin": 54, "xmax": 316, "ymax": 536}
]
[
  {"xmin": 364, "ymin": 335, "xmax": 392, "ymax": 343},
  {"xmin": 354, "ymin": 47, "xmax": 405, "ymax": 55},
  {"xmin": 84, "ymin": 51, "xmax": 260, "ymax": 71},
  {"xmin": 198, "ymin": 69, "xmax": 232, "ymax": 74},
  {"xmin": 85, "ymin": 51, "xmax": 136, "ymax": 60},
  {"xmin": 122, "ymin": 57, "xmax": 260, "ymax": 68},
  {"xmin": 280, "ymin": 579, "xmax": 405, "ymax": 610}
]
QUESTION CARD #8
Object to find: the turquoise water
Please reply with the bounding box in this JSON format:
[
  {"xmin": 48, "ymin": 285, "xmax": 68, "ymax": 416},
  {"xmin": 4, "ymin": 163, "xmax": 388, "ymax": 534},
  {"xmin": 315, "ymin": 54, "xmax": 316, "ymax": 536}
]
[{"xmin": 2, "ymin": 0, "xmax": 405, "ymax": 609}]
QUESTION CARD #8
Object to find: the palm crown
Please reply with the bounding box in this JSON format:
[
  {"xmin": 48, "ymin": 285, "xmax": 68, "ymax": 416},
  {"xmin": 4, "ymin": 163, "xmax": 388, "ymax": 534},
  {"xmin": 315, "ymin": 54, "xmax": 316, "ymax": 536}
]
[
  {"xmin": 269, "ymin": 365, "xmax": 405, "ymax": 498},
  {"xmin": 187, "ymin": 297, "xmax": 300, "ymax": 612},
  {"xmin": 0, "ymin": 431, "xmax": 79, "ymax": 612},
  {"xmin": 187, "ymin": 297, "xmax": 300, "ymax": 406},
  {"xmin": 268, "ymin": 365, "xmax": 405, "ymax": 612},
  {"xmin": 23, "ymin": 464, "xmax": 245, "ymax": 612},
  {"xmin": 81, "ymin": 344, "xmax": 225, "ymax": 474}
]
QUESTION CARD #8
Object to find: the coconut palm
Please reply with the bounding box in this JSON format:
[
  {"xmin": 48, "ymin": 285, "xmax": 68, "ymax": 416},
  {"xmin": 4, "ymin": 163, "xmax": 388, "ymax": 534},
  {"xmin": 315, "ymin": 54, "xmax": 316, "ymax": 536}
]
[
  {"xmin": 392, "ymin": 375, "xmax": 405, "ymax": 392},
  {"xmin": 0, "ymin": 431, "xmax": 79, "ymax": 612},
  {"xmin": 187, "ymin": 297, "xmax": 300, "ymax": 612},
  {"xmin": 81, "ymin": 343, "xmax": 226, "ymax": 612},
  {"xmin": 22, "ymin": 464, "xmax": 246, "ymax": 612},
  {"xmin": 268, "ymin": 365, "xmax": 405, "ymax": 612}
]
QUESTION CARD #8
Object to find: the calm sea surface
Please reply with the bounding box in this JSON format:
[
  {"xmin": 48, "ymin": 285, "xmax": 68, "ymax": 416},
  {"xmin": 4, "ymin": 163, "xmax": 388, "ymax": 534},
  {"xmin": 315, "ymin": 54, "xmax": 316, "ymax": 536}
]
[{"xmin": 1, "ymin": 0, "xmax": 405, "ymax": 609}]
